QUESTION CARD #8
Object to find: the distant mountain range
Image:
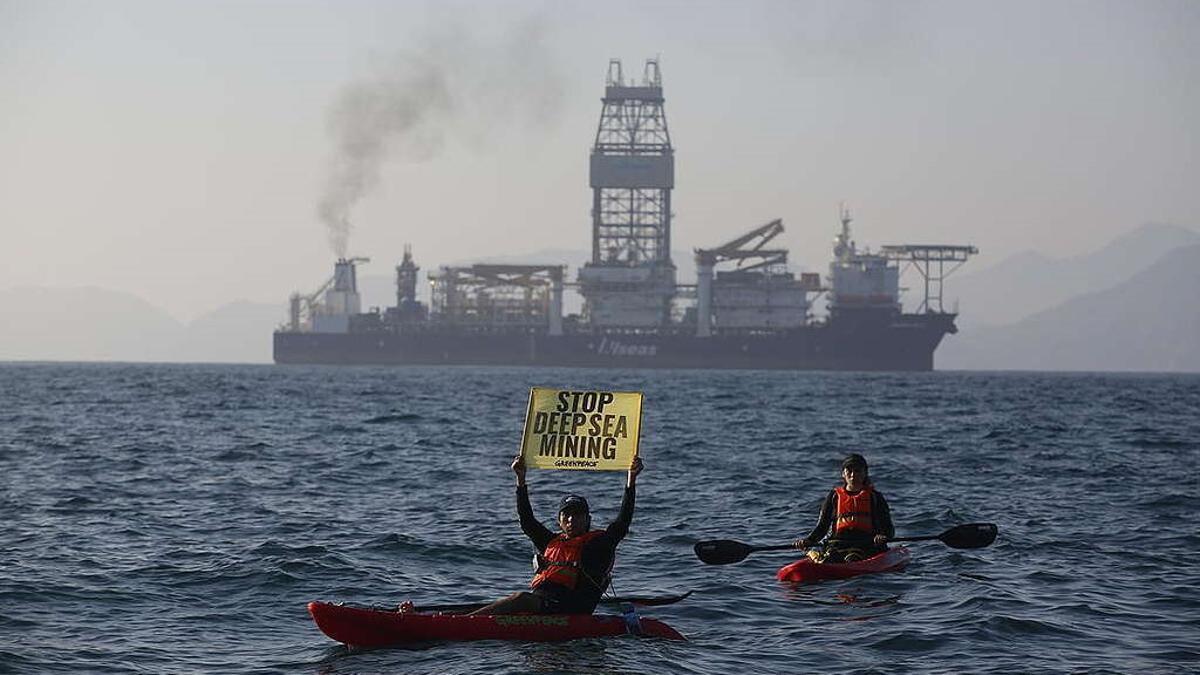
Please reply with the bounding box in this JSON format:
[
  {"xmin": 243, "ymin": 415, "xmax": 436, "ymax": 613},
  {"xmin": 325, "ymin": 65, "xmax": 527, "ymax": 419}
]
[
  {"xmin": 0, "ymin": 288, "xmax": 281, "ymax": 363},
  {"xmin": 938, "ymin": 243, "xmax": 1200, "ymax": 372},
  {"xmin": 948, "ymin": 222, "xmax": 1199, "ymax": 328},
  {"xmin": 2, "ymin": 225, "xmax": 1197, "ymax": 371}
]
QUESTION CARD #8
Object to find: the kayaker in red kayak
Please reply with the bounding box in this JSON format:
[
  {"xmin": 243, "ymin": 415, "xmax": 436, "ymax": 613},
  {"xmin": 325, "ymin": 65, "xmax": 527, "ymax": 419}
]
[
  {"xmin": 468, "ymin": 453, "xmax": 644, "ymax": 615},
  {"xmin": 793, "ymin": 453, "xmax": 894, "ymax": 563}
]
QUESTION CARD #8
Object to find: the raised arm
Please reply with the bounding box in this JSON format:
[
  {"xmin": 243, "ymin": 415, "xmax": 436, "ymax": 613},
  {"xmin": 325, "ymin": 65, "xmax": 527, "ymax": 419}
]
[
  {"xmin": 512, "ymin": 454, "xmax": 553, "ymax": 547},
  {"xmin": 606, "ymin": 456, "xmax": 643, "ymax": 541},
  {"xmin": 626, "ymin": 455, "xmax": 643, "ymax": 489},
  {"xmin": 513, "ymin": 453, "xmax": 528, "ymax": 489}
]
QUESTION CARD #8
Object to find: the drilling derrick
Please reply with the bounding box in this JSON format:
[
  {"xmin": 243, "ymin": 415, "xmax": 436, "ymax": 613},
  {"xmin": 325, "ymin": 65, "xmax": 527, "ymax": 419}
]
[{"xmin": 577, "ymin": 58, "xmax": 677, "ymax": 329}]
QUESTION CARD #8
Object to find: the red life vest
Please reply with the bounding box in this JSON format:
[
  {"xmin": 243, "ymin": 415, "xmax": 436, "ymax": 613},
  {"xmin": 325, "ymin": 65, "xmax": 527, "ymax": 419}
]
[
  {"xmin": 531, "ymin": 530, "xmax": 608, "ymax": 590},
  {"xmin": 833, "ymin": 485, "xmax": 875, "ymax": 536}
]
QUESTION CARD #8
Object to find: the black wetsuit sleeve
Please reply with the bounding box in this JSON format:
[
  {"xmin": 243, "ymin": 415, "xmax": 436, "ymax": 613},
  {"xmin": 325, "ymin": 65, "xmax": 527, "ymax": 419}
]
[
  {"xmin": 803, "ymin": 490, "xmax": 836, "ymax": 543},
  {"xmin": 874, "ymin": 491, "xmax": 895, "ymax": 539},
  {"xmin": 517, "ymin": 485, "xmax": 555, "ymax": 551},
  {"xmin": 604, "ymin": 486, "xmax": 636, "ymax": 542}
]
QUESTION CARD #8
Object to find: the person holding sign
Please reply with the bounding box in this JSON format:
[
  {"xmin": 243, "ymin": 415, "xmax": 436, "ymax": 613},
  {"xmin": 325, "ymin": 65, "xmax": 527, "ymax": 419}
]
[
  {"xmin": 468, "ymin": 453, "xmax": 645, "ymax": 615},
  {"xmin": 792, "ymin": 453, "xmax": 895, "ymax": 563}
]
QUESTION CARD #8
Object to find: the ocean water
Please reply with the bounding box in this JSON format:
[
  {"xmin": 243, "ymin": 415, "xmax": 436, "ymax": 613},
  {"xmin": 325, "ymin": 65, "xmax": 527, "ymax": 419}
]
[{"xmin": 1, "ymin": 363, "xmax": 1197, "ymax": 674}]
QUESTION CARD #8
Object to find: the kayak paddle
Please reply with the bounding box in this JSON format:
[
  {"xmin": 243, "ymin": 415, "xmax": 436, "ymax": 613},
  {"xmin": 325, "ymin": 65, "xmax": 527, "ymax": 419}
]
[
  {"xmin": 888, "ymin": 522, "xmax": 998, "ymax": 549},
  {"xmin": 694, "ymin": 523, "xmax": 998, "ymax": 565},
  {"xmin": 411, "ymin": 591, "xmax": 693, "ymax": 614},
  {"xmin": 604, "ymin": 590, "xmax": 694, "ymax": 607},
  {"xmin": 693, "ymin": 540, "xmax": 795, "ymax": 565}
]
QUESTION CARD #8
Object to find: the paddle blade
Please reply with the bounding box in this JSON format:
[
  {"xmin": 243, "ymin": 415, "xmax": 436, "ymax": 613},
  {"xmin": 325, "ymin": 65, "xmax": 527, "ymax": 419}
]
[
  {"xmin": 694, "ymin": 539, "xmax": 754, "ymax": 565},
  {"xmin": 939, "ymin": 523, "xmax": 998, "ymax": 549},
  {"xmin": 619, "ymin": 591, "xmax": 694, "ymax": 607}
]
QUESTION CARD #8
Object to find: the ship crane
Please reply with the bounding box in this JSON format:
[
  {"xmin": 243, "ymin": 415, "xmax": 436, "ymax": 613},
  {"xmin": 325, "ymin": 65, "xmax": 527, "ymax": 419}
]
[
  {"xmin": 694, "ymin": 219, "xmax": 801, "ymax": 338},
  {"xmin": 304, "ymin": 276, "xmax": 335, "ymax": 309},
  {"xmin": 288, "ymin": 276, "xmax": 332, "ymax": 332},
  {"xmin": 695, "ymin": 218, "xmax": 788, "ymax": 272}
]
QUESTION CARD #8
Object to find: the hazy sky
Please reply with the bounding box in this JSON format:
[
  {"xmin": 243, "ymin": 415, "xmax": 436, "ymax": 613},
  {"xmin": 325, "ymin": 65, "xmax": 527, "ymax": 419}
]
[{"xmin": 3, "ymin": 0, "xmax": 1197, "ymax": 321}]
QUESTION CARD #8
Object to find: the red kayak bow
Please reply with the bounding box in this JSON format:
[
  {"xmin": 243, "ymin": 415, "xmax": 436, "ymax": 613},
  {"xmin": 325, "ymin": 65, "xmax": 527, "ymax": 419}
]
[{"xmin": 308, "ymin": 601, "xmax": 686, "ymax": 647}]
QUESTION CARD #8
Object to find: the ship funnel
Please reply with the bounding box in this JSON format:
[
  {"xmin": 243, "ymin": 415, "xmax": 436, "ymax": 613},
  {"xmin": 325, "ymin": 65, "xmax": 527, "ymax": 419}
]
[
  {"xmin": 333, "ymin": 258, "xmax": 359, "ymax": 293},
  {"xmin": 312, "ymin": 256, "xmax": 369, "ymax": 333}
]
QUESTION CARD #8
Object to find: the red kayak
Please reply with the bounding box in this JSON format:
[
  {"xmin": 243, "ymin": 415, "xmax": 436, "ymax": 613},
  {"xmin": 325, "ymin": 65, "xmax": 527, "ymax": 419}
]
[
  {"xmin": 307, "ymin": 601, "xmax": 686, "ymax": 647},
  {"xmin": 776, "ymin": 547, "xmax": 911, "ymax": 584}
]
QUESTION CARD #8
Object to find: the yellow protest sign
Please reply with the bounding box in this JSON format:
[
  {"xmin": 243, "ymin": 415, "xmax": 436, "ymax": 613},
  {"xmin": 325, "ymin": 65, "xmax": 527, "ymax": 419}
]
[{"xmin": 519, "ymin": 387, "xmax": 643, "ymax": 471}]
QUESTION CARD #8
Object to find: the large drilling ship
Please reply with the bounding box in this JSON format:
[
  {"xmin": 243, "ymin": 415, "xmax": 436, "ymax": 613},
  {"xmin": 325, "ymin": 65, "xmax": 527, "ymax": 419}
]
[{"xmin": 274, "ymin": 59, "xmax": 977, "ymax": 371}]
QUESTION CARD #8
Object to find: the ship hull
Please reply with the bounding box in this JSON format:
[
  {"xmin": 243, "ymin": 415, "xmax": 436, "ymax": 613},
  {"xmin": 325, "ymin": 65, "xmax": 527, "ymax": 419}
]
[{"xmin": 273, "ymin": 313, "xmax": 956, "ymax": 372}]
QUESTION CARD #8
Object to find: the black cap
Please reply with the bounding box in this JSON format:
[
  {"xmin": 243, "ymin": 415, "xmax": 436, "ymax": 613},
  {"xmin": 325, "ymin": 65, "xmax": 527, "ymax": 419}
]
[
  {"xmin": 842, "ymin": 453, "xmax": 868, "ymax": 471},
  {"xmin": 558, "ymin": 494, "xmax": 590, "ymax": 514}
]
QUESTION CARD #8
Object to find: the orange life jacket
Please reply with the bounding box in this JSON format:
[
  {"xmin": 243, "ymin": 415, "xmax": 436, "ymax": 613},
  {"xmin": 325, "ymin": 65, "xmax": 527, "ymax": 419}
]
[
  {"xmin": 531, "ymin": 530, "xmax": 608, "ymax": 590},
  {"xmin": 833, "ymin": 485, "xmax": 875, "ymax": 536}
]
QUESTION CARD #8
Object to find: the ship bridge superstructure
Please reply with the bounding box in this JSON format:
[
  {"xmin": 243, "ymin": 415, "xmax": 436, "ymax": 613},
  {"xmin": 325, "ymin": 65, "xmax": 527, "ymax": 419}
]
[
  {"xmin": 827, "ymin": 207, "xmax": 901, "ymax": 315},
  {"xmin": 578, "ymin": 58, "xmax": 677, "ymax": 328}
]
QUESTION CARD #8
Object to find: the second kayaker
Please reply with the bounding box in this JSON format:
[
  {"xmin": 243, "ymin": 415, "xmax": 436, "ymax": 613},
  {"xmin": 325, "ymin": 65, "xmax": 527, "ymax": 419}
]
[
  {"xmin": 468, "ymin": 453, "xmax": 644, "ymax": 615},
  {"xmin": 793, "ymin": 453, "xmax": 895, "ymax": 563}
]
